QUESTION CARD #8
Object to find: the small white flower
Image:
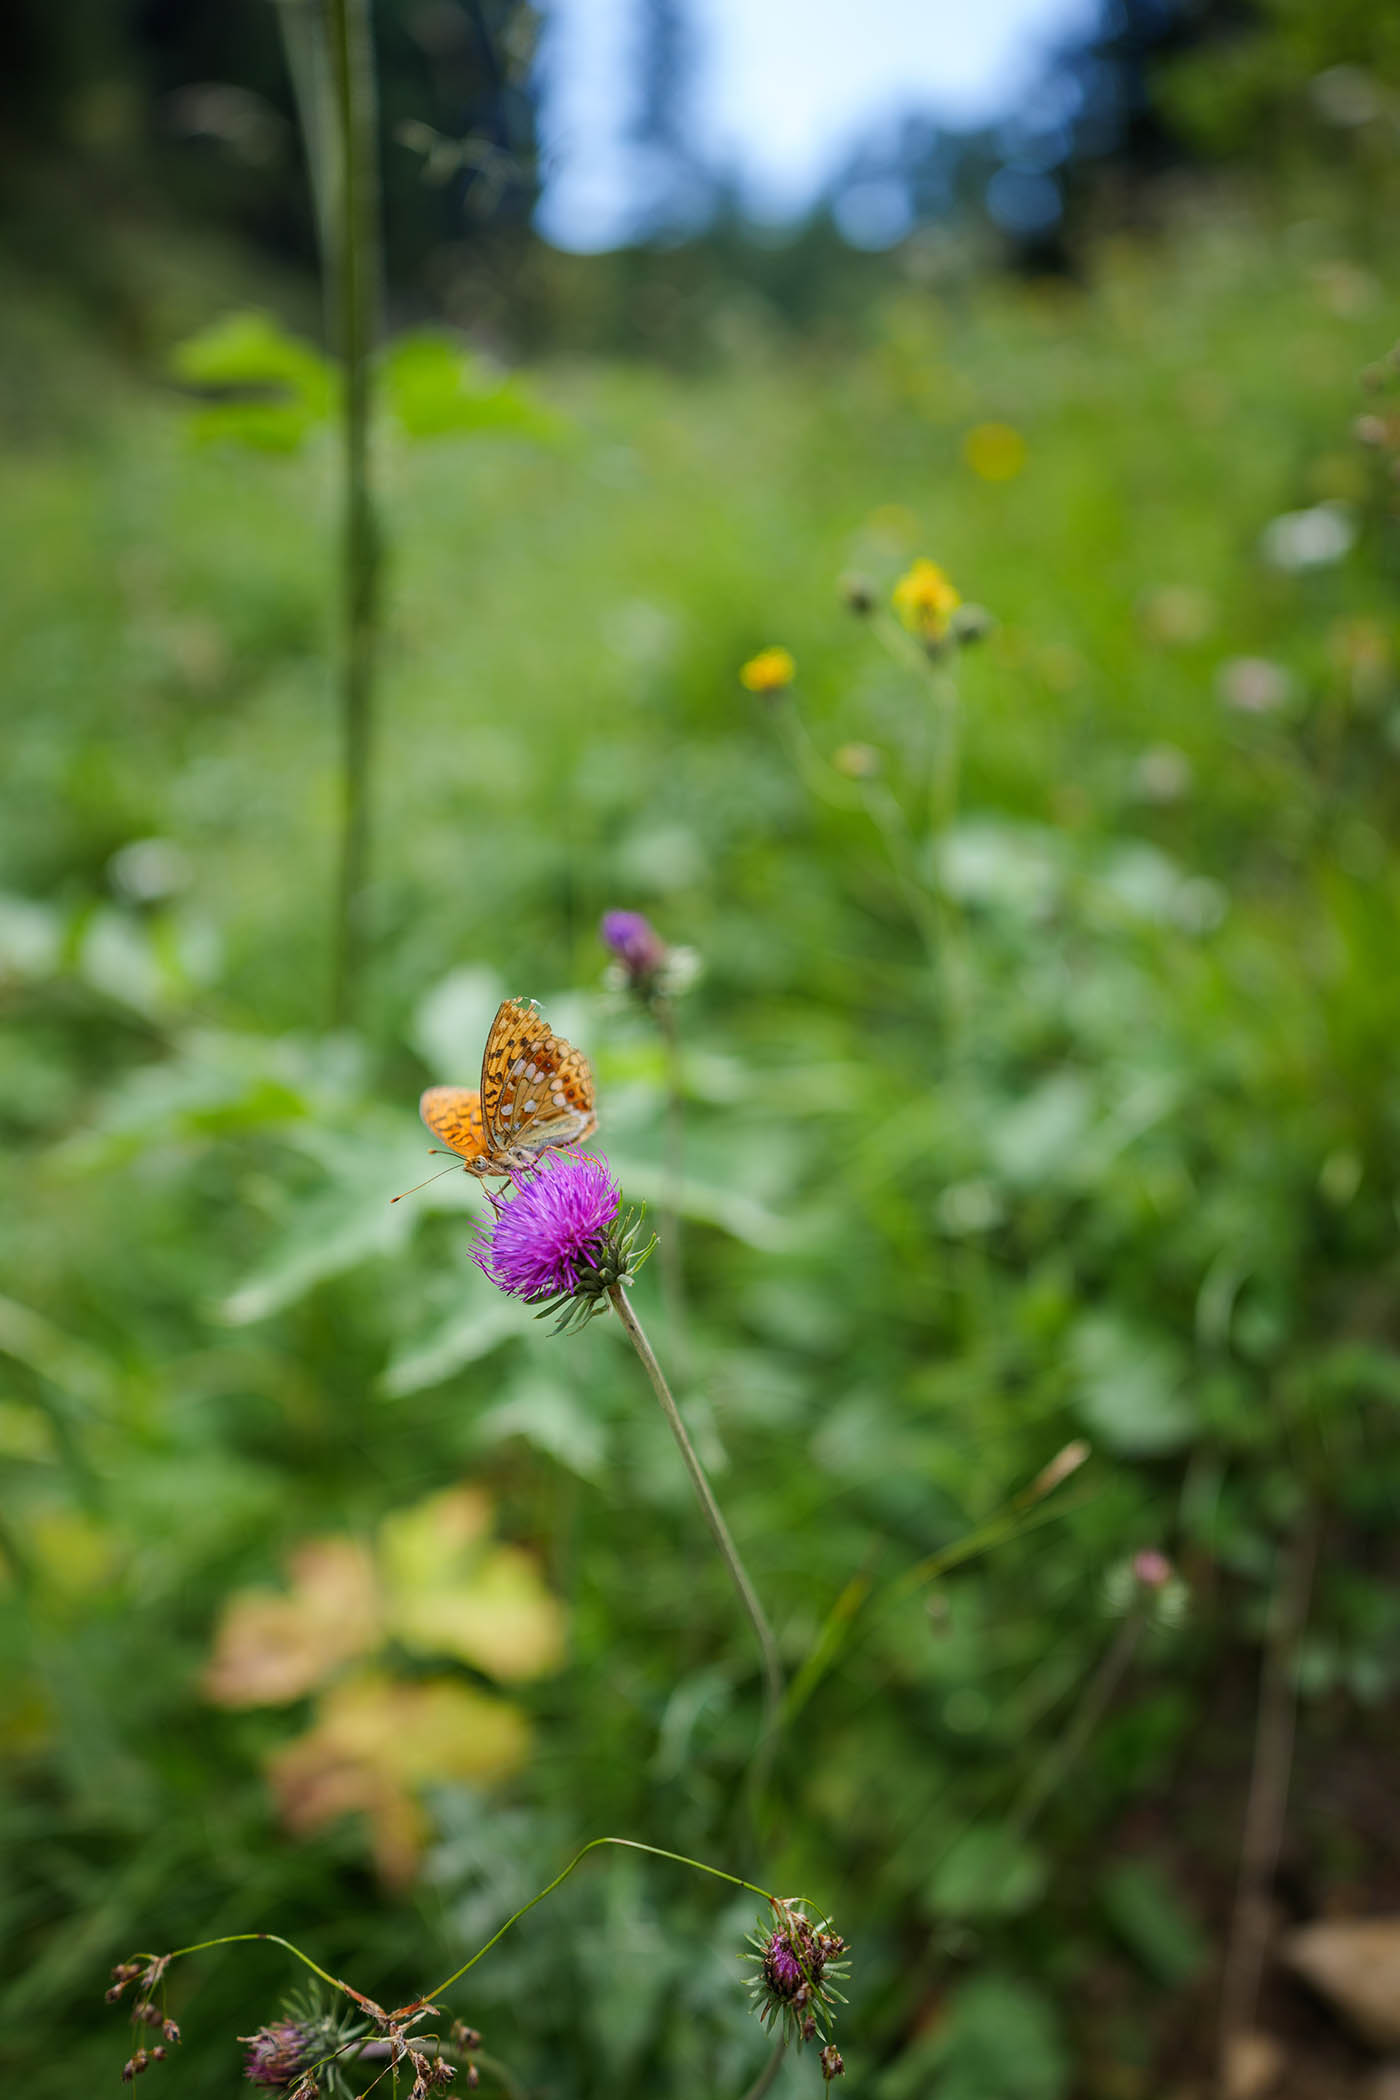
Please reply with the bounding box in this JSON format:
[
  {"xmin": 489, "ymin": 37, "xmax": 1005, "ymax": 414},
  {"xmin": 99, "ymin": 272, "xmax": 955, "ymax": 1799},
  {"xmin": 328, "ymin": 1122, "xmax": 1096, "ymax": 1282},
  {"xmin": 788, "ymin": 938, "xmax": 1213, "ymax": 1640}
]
[{"xmin": 1260, "ymin": 502, "xmax": 1355, "ymax": 572}]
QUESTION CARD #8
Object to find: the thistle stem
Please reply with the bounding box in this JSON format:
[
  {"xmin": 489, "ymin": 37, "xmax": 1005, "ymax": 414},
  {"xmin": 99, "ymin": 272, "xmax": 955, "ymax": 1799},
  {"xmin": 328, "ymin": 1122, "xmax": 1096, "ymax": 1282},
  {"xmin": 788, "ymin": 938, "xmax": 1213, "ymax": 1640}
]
[
  {"xmin": 1009, "ymin": 1605, "xmax": 1145, "ymax": 1837},
  {"xmin": 608, "ymin": 1284, "xmax": 784, "ymax": 1757},
  {"xmin": 325, "ymin": 0, "xmax": 382, "ymax": 1026},
  {"xmin": 655, "ymin": 998, "xmax": 688, "ymax": 1366},
  {"xmin": 737, "ymin": 2037, "xmax": 787, "ymax": 2100}
]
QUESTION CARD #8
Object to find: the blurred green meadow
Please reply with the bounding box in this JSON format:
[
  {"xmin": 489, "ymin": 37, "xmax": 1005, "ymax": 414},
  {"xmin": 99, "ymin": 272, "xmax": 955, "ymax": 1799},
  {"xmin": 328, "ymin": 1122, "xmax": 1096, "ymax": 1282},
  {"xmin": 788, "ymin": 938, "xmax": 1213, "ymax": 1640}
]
[{"xmin": 2, "ymin": 184, "xmax": 1400, "ymax": 2098}]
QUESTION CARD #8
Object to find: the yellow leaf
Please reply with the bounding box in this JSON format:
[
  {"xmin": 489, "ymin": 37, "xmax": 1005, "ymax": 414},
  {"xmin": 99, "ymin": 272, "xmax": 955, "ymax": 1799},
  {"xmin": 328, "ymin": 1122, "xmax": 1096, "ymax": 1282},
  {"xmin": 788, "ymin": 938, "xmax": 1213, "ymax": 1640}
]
[
  {"xmin": 204, "ymin": 1537, "xmax": 380, "ymax": 1707},
  {"xmin": 390, "ymin": 1542, "xmax": 566, "ymax": 1682},
  {"xmin": 376, "ymin": 1483, "xmax": 494, "ymax": 1593},
  {"xmin": 266, "ymin": 1670, "xmax": 531, "ymax": 1885},
  {"xmin": 379, "ymin": 1485, "xmax": 565, "ymax": 1683}
]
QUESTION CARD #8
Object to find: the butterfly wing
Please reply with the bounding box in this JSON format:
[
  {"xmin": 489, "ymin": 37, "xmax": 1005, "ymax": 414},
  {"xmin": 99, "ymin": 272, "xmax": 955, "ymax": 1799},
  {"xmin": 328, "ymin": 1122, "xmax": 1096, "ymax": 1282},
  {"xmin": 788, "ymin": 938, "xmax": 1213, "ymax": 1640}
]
[
  {"xmin": 419, "ymin": 1085, "xmax": 490, "ymax": 1165},
  {"xmin": 480, "ymin": 997, "xmax": 598, "ymax": 1157}
]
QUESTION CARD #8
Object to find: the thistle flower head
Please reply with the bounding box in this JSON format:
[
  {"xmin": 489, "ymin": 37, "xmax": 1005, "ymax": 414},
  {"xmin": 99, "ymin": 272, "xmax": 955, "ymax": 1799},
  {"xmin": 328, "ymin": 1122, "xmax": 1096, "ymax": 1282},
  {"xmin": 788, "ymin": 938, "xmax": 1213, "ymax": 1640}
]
[
  {"xmin": 600, "ymin": 909, "xmax": 700, "ymax": 1007},
  {"xmin": 241, "ymin": 2019, "xmax": 318, "ymax": 2087},
  {"xmin": 472, "ymin": 1153, "xmax": 654, "ymax": 1333},
  {"xmin": 745, "ymin": 1900, "xmax": 849, "ymax": 2052},
  {"xmin": 240, "ymin": 1993, "xmax": 362, "ymax": 2090},
  {"xmin": 601, "ymin": 910, "xmax": 668, "ymax": 981}
]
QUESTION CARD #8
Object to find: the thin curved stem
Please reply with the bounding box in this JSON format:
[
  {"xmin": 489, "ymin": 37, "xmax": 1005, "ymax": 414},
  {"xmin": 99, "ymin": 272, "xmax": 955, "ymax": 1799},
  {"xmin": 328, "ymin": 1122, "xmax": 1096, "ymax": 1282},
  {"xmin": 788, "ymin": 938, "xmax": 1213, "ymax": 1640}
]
[
  {"xmin": 413, "ymin": 1835, "xmax": 781, "ymax": 2006},
  {"xmin": 608, "ymin": 1284, "xmax": 784, "ymax": 1759},
  {"xmin": 120, "ymin": 1931, "xmax": 356, "ymax": 2001},
  {"xmin": 121, "ymin": 1842, "xmax": 798, "ymax": 2063},
  {"xmin": 737, "ymin": 2036, "xmax": 787, "ymax": 2100}
]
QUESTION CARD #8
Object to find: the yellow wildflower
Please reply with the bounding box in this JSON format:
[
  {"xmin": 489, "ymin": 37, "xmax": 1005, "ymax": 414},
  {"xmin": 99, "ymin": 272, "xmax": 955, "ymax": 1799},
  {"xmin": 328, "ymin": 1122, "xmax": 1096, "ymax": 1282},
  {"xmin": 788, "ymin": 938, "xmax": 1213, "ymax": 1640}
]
[
  {"xmin": 739, "ymin": 646, "xmax": 796, "ymax": 694},
  {"xmin": 891, "ymin": 558, "xmax": 961, "ymax": 642}
]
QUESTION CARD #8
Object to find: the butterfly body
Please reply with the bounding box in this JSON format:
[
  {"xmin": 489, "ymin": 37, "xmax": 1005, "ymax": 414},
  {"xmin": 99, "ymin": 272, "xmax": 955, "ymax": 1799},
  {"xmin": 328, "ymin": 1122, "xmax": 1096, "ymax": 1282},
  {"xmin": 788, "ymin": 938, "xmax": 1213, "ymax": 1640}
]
[{"xmin": 419, "ymin": 997, "xmax": 597, "ymax": 1180}]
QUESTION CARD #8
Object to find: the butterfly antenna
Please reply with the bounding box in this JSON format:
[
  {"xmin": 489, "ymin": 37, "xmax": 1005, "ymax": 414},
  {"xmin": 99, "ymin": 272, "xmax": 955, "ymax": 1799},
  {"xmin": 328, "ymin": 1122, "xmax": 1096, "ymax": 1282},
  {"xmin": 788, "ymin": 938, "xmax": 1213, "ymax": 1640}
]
[{"xmin": 390, "ymin": 1157, "xmax": 466, "ymax": 1204}]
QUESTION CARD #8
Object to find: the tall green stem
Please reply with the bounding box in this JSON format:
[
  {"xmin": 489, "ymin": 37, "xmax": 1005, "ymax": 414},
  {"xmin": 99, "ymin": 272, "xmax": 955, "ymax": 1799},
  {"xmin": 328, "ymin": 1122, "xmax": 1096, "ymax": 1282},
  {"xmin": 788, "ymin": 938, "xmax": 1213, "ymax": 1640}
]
[
  {"xmin": 325, "ymin": 0, "xmax": 382, "ymax": 1026},
  {"xmin": 608, "ymin": 1284, "xmax": 784, "ymax": 1762},
  {"xmin": 655, "ymin": 998, "xmax": 688, "ymax": 1363}
]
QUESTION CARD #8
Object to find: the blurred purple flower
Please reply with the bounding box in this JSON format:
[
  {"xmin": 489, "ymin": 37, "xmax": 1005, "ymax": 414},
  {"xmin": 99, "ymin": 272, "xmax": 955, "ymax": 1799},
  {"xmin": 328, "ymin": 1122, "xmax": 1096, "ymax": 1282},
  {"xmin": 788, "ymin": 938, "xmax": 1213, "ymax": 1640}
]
[
  {"xmin": 473, "ymin": 1154, "xmax": 622, "ymax": 1303},
  {"xmin": 601, "ymin": 909, "xmax": 667, "ymax": 980},
  {"xmin": 1132, "ymin": 1549, "xmax": 1173, "ymax": 1590},
  {"xmin": 242, "ymin": 2020, "xmax": 314, "ymax": 2087}
]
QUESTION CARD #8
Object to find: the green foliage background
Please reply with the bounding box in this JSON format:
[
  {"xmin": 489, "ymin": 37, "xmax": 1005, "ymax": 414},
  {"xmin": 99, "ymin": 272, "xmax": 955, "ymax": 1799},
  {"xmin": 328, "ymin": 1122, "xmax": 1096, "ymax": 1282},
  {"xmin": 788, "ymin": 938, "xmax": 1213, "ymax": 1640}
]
[{"xmin": 2, "ymin": 123, "xmax": 1400, "ymax": 2100}]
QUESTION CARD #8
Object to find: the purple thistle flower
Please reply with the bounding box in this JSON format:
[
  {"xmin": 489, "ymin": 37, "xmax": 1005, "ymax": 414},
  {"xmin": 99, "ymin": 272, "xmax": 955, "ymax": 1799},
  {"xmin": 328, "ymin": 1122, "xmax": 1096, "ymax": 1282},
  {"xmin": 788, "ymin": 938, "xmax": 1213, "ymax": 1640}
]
[
  {"xmin": 473, "ymin": 1154, "xmax": 623, "ymax": 1302},
  {"xmin": 471, "ymin": 1155, "xmax": 655, "ymax": 1334},
  {"xmin": 601, "ymin": 909, "xmax": 668, "ymax": 981},
  {"xmin": 241, "ymin": 2021, "xmax": 314, "ymax": 2087}
]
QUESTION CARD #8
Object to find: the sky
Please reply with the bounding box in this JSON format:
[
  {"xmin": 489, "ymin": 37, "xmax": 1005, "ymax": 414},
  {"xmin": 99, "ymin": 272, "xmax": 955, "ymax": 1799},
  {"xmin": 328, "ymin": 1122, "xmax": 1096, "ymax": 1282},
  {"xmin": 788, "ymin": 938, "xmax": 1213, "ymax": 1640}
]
[{"xmin": 534, "ymin": 0, "xmax": 1102, "ymax": 251}]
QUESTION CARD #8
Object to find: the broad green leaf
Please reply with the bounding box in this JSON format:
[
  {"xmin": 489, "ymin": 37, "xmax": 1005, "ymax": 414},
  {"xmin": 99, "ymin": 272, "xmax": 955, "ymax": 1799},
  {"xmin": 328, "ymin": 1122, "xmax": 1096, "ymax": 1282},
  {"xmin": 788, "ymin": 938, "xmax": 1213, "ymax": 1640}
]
[
  {"xmin": 0, "ymin": 1297, "xmax": 117, "ymax": 1412},
  {"xmin": 379, "ymin": 1294, "xmax": 520, "ymax": 1397},
  {"xmin": 381, "ymin": 333, "xmax": 562, "ymax": 443},
  {"xmin": 879, "ymin": 1974, "xmax": 1068, "ymax": 2100},
  {"xmin": 928, "ymin": 1823, "xmax": 1048, "ymax": 1919},
  {"xmin": 410, "ymin": 964, "xmax": 504, "ymax": 1080},
  {"xmin": 1099, "ymin": 1860, "xmax": 1209, "ymax": 1986},
  {"xmin": 988, "ymin": 1070, "xmax": 1095, "ymax": 1189},
  {"xmin": 475, "ymin": 1370, "xmax": 609, "ymax": 1481},
  {"xmin": 171, "ymin": 309, "xmax": 335, "ymax": 452},
  {"xmin": 607, "ymin": 1154, "xmax": 798, "ymax": 1251},
  {"xmin": 1071, "ymin": 1313, "xmax": 1198, "ymax": 1454}
]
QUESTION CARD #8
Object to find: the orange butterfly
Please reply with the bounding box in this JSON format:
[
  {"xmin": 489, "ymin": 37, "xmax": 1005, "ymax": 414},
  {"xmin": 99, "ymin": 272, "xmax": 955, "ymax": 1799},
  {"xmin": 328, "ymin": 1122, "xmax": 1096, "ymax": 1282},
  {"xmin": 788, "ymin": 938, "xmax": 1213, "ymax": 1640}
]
[{"xmin": 417, "ymin": 996, "xmax": 597, "ymax": 1183}]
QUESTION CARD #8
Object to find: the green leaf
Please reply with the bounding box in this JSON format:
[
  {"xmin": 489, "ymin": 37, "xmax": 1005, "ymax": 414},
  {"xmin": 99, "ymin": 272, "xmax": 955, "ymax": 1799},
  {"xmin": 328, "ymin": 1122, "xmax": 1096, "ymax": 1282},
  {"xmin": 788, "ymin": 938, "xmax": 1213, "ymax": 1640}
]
[
  {"xmin": 928, "ymin": 1824, "xmax": 1048, "ymax": 1919},
  {"xmin": 380, "ymin": 1293, "xmax": 521, "ymax": 1397},
  {"xmin": 474, "ymin": 1369, "xmax": 609, "ymax": 1481},
  {"xmin": 410, "ymin": 965, "xmax": 505, "ymax": 1080},
  {"xmin": 381, "ymin": 333, "xmax": 563, "ymax": 443},
  {"xmin": 879, "ymin": 1974, "xmax": 1069, "ymax": 2100},
  {"xmin": 218, "ymin": 1118, "xmax": 468, "ymax": 1324},
  {"xmin": 1070, "ymin": 1313, "xmax": 1198, "ymax": 1455},
  {"xmin": 0, "ymin": 1297, "xmax": 117, "ymax": 1413},
  {"xmin": 1099, "ymin": 1860, "xmax": 1208, "ymax": 1986},
  {"xmin": 989, "ymin": 1071, "xmax": 1095, "ymax": 1189},
  {"xmin": 170, "ymin": 309, "xmax": 335, "ymax": 452},
  {"xmin": 606, "ymin": 1155, "xmax": 798, "ymax": 1252}
]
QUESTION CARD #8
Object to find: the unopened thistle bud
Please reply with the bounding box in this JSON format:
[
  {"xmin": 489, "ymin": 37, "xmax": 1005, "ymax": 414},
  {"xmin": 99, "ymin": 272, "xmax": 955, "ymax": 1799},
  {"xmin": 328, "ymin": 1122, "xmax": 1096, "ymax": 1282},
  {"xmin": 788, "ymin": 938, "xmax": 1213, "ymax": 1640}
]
[
  {"xmin": 745, "ymin": 1901, "xmax": 850, "ymax": 2051},
  {"xmin": 240, "ymin": 2018, "xmax": 333, "ymax": 2088}
]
